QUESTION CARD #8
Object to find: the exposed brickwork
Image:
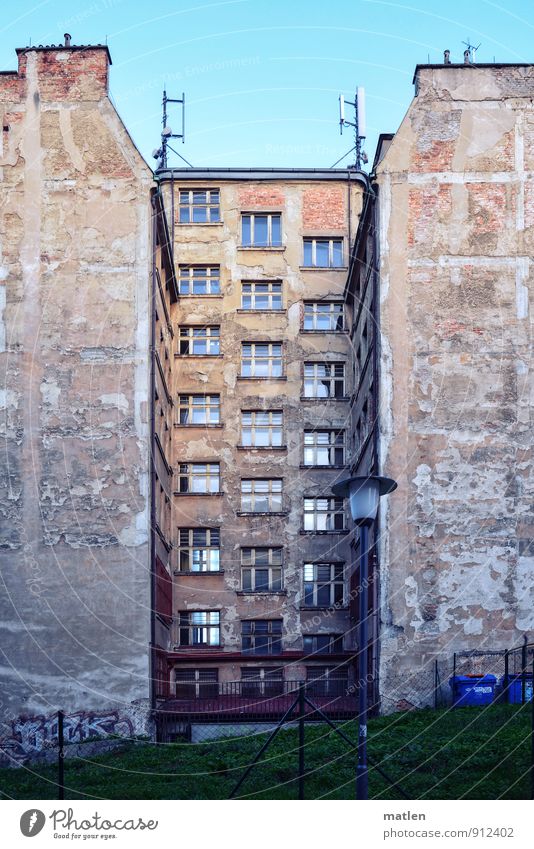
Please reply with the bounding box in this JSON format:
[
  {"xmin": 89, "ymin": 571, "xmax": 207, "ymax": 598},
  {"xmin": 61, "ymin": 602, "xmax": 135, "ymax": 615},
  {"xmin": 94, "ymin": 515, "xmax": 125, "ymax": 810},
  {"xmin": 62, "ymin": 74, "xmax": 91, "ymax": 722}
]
[
  {"xmin": 407, "ymin": 184, "xmax": 452, "ymax": 248},
  {"xmin": 238, "ymin": 185, "xmax": 284, "ymax": 208},
  {"xmin": 302, "ymin": 186, "xmax": 345, "ymax": 230}
]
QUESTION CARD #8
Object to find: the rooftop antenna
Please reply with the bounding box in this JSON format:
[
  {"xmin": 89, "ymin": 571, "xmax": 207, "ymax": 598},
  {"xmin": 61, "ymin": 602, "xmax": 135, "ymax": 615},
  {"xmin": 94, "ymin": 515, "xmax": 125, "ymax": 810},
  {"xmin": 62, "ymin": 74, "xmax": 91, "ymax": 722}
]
[
  {"xmin": 462, "ymin": 39, "xmax": 481, "ymax": 63},
  {"xmin": 334, "ymin": 87, "xmax": 368, "ymax": 170},
  {"xmin": 152, "ymin": 90, "xmax": 193, "ymax": 169}
]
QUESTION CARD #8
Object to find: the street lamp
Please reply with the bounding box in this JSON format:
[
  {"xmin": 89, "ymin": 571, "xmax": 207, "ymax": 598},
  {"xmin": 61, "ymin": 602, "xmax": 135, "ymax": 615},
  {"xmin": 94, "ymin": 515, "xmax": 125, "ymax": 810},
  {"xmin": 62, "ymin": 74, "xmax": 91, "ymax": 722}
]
[{"xmin": 332, "ymin": 474, "xmax": 397, "ymax": 800}]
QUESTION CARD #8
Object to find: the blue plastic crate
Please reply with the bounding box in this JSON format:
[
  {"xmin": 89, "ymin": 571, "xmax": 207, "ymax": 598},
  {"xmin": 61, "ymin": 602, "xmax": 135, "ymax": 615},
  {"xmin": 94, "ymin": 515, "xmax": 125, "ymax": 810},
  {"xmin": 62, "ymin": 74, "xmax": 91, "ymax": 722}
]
[
  {"xmin": 449, "ymin": 674, "xmax": 496, "ymax": 707},
  {"xmin": 500, "ymin": 675, "xmax": 533, "ymax": 703}
]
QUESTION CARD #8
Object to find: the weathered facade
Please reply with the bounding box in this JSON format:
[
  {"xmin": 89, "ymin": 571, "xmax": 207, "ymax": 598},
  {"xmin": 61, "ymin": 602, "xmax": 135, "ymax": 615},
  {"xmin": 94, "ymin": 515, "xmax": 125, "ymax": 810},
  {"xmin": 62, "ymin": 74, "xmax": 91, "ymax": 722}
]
[
  {"xmin": 360, "ymin": 62, "xmax": 534, "ymax": 708},
  {"xmin": 0, "ymin": 40, "xmax": 156, "ymax": 753},
  {"xmin": 157, "ymin": 170, "xmax": 366, "ymax": 697}
]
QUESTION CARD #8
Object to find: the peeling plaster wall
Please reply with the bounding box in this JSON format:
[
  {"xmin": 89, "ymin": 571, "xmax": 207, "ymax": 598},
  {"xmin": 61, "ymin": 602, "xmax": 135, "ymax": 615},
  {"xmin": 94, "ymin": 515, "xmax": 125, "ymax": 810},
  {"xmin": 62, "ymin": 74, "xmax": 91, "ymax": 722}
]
[
  {"xmin": 377, "ymin": 65, "xmax": 534, "ymax": 708},
  {"xmin": 163, "ymin": 177, "xmax": 363, "ymax": 686},
  {"xmin": 0, "ymin": 46, "xmax": 153, "ymax": 736}
]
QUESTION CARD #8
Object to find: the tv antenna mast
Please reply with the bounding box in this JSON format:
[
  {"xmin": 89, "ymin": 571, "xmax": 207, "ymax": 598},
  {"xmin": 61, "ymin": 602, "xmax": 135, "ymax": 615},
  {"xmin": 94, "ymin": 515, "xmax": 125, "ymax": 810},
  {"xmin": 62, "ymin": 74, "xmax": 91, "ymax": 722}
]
[
  {"xmin": 152, "ymin": 90, "xmax": 193, "ymax": 169},
  {"xmin": 332, "ymin": 87, "xmax": 368, "ymax": 170},
  {"xmin": 462, "ymin": 39, "xmax": 481, "ymax": 63}
]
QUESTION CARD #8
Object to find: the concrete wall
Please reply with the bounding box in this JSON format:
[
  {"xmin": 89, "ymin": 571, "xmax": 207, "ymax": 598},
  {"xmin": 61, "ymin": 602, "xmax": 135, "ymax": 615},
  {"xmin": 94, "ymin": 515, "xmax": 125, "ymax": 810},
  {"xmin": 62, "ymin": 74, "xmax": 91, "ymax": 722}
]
[
  {"xmin": 0, "ymin": 44, "xmax": 154, "ymax": 747},
  {"xmin": 377, "ymin": 64, "xmax": 534, "ymax": 708}
]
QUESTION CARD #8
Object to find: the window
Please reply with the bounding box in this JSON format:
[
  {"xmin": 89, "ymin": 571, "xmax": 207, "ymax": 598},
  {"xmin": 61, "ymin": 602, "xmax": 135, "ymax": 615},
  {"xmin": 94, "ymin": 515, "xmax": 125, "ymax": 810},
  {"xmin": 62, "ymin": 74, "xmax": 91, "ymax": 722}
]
[
  {"xmin": 303, "ymin": 362, "xmax": 345, "ymax": 398},
  {"xmin": 241, "ymin": 547, "xmax": 283, "ymax": 592},
  {"xmin": 241, "ymin": 410, "xmax": 283, "ymax": 447},
  {"xmin": 303, "ymin": 634, "xmax": 344, "ymax": 655},
  {"xmin": 306, "ymin": 666, "xmax": 348, "ymax": 697},
  {"xmin": 175, "ymin": 668, "xmax": 218, "ymax": 698},
  {"xmin": 242, "ymin": 620, "xmax": 282, "ymax": 655},
  {"xmin": 178, "ymin": 528, "xmax": 220, "ymax": 572},
  {"xmin": 241, "ymin": 342, "xmax": 283, "ymax": 378},
  {"xmin": 303, "ymin": 497, "xmax": 346, "ymax": 532},
  {"xmin": 179, "ymin": 326, "xmax": 220, "ymax": 356},
  {"xmin": 303, "ymin": 301, "xmax": 344, "ymax": 331},
  {"xmin": 241, "ymin": 479, "xmax": 283, "ymax": 513},
  {"xmin": 303, "ymin": 563, "xmax": 345, "ymax": 607},
  {"xmin": 178, "ymin": 266, "xmax": 220, "ymax": 296},
  {"xmin": 179, "ymin": 189, "xmax": 220, "ymax": 223},
  {"xmin": 178, "ymin": 394, "xmax": 220, "ymax": 425},
  {"xmin": 242, "ymin": 213, "xmax": 282, "ymax": 247},
  {"xmin": 303, "ymin": 238, "xmax": 344, "ymax": 268},
  {"xmin": 178, "ymin": 463, "xmax": 220, "ymax": 494},
  {"xmin": 241, "ymin": 667, "xmax": 283, "ymax": 696},
  {"xmin": 241, "ymin": 281, "xmax": 282, "ymax": 310},
  {"xmin": 303, "ymin": 430, "xmax": 345, "ymax": 466},
  {"xmin": 178, "ymin": 611, "xmax": 220, "ymax": 646}
]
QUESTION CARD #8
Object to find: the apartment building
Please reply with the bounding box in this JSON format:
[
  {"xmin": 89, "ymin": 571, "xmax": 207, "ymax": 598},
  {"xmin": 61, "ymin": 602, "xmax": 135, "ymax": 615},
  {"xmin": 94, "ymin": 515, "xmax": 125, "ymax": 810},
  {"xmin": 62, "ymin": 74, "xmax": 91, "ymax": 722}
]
[{"xmin": 155, "ymin": 170, "xmax": 366, "ymax": 699}]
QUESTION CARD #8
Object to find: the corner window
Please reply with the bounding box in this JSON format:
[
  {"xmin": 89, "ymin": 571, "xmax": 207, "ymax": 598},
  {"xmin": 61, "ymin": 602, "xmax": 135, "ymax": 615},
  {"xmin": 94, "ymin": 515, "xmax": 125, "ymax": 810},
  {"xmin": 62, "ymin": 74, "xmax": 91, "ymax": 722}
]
[
  {"xmin": 303, "ymin": 238, "xmax": 343, "ymax": 268},
  {"xmin": 303, "ymin": 634, "xmax": 344, "ymax": 655},
  {"xmin": 242, "ymin": 213, "xmax": 282, "ymax": 247},
  {"xmin": 179, "ymin": 189, "xmax": 220, "ymax": 223},
  {"xmin": 303, "ymin": 429, "xmax": 345, "ymax": 466},
  {"xmin": 303, "ymin": 362, "xmax": 345, "ymax": 398},
  {"xmin": 303, "ymin": 497, "xmax": 346, "ymax": 532},
  {"xmin": 178, "ymin": 394, "xmax": 220, "ymax": 425},
  {"xmin": 303, "ymin": 563, "xmax": 345, "ymax": 607}
]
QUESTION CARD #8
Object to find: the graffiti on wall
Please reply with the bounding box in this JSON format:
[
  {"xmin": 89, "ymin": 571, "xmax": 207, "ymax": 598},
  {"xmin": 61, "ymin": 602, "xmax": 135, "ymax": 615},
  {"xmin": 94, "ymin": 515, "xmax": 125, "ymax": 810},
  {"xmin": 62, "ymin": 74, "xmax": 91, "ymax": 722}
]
[{"xmin": 0, "ymin": 710, "xmax": 135, "ymax": 758}]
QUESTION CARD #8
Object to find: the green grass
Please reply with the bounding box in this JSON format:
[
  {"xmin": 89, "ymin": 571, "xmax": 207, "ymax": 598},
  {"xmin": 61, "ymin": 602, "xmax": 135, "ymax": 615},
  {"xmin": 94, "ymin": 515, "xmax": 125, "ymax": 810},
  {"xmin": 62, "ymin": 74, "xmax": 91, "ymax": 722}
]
[{"xmin": 0, "ymin": 705, "xmax": 532, "ymax": 800}]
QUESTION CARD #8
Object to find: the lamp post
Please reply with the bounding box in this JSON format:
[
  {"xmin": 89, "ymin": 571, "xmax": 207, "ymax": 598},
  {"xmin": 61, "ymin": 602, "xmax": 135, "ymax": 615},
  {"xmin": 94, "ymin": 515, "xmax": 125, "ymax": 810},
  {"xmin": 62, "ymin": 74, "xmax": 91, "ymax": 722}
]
[{"xmin": 332, "ymin": 474, "xmax": 397, "ymax": 800}]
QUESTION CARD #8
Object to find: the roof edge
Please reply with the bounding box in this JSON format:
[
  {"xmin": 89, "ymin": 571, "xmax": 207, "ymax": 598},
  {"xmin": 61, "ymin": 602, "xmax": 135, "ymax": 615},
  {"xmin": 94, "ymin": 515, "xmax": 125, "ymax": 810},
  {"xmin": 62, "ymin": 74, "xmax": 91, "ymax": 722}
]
[
  {"xmin": 156, "ymin": 167, "xmax": 369, "ymax": 185},
  {"xmin": 412, "ymin": 61, "xmax": 534, "ymax": 84}
]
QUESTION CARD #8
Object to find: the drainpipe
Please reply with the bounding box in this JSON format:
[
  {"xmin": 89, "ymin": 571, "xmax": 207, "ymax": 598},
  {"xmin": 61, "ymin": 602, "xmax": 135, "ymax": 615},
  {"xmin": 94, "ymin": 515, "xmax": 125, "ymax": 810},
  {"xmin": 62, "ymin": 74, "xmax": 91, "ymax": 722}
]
[{"xmin": 149, "ymin": 190, "xmax": 158, "ymax": 713}]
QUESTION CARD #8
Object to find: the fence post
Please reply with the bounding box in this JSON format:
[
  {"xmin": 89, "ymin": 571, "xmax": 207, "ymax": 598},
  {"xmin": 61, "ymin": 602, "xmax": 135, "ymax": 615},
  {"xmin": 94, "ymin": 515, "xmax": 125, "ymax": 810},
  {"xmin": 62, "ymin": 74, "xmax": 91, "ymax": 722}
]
[
  {"xmin": 504, "ymin": 650, "xmax": 509, "ymax": 704},
  {"xmin": 57, "ymin": 710, "xmax": 65, "ymax": 801},
  {"xmin": 298, "ymin": 683, "xmax": 305, "ymax": 800},
  {"xmin": 434, "ymin": 659, "xmax": 438, "ymax": 709},
  {"xmin": 522, "ymin": 637, "xmax": 528, "ymax": 705}
]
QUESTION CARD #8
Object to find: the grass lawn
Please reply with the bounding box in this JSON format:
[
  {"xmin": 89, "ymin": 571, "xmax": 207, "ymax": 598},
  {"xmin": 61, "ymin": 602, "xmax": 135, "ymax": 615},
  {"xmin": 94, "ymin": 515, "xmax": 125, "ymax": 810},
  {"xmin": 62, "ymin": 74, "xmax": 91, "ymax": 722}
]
[{"xmin": 0, "ymin": 705, "xmax": 531, "ymax": 800}]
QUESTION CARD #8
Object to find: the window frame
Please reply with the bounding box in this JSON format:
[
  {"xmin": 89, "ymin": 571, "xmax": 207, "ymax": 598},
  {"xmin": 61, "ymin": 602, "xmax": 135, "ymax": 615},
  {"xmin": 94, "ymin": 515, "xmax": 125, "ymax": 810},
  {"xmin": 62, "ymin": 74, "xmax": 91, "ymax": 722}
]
[
  {"xmin": 303, "ymin": 301, "xmax": 344, "ymax": 331},
  {"xmin": 178, "ymin": 611, "xmax": 221, "ymax": 647},
  {"xmin": 241, "ymin": 280, "xmax": 283, "ymax": 311},
  {"xmin": 178, "ymin": 528, "xmax": 221, "ymax": 572},
  {"xmin": 241, "ymin": 212, "xmax": 282, "ymax": 248},
  {"xmin": 303, "ymin": 362, "xmax": 345, "ymax": 398},
  {"xmin": 178, "ymin": 463, "xmax": 221, "ymax": 494},
  {"xmin": 241, "ymin": 410, "xmax": 283, "ymax": 447},
  {"xmin": 241, "ymin": 667, "xmax": 284, "ymax": 696},
  {"xmin": 178, "ymin": 325, "xmax": 220, "ymax": 356},
  {"xmin": 241, "ymin": 478, "xmax": 283, "ymax": 513},
  {"xmin": 303, "ymin": 429, "xmax": 345, "ymax": 467},
  {"xmin": 303, "ymin": 634, "xmax": 344, "ymax": 655},
  {"xmin": 175, "ymin": 668, "xmax": 219, "ymax": 698},
  {"xmin": 241, "ymin": 546, "xmax": 283, "ymax": 592},
  {"xmin": 241, "ymin": 342, "xmax": 283, "ymax": 378},
  {"xmin": 303, "ymin": 237, "xmax": 344, "ymax": 268},
  {"xmin": 303, "ymin": 496, "xmax": 346, "ymax": 532},
  {"xmin": 306, "ymin": 665, "xmax": 349, "ymax": 697},
  {"xmin": 178, "ymin": 394, "xmax": 221, "ymax": 426},
  {"xmin": 178, "ymin": 265, "xmax": 220, "ymax": 296},
  {"xmin": 302, "ymin": 562, "xmax": 345, "ymax": 607},
  {"xmin": 179, "ymin": 189, "xmax": 220, "ymax": 224},
  {"xmin": 241, "ymin": 619, "xmax": 283, "ymax": 655}
]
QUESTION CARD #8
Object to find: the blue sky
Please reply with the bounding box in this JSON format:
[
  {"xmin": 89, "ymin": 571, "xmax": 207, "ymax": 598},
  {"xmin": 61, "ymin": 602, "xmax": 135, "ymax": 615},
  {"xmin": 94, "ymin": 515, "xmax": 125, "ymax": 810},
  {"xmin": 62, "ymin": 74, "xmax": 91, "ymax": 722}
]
[{"xmin": 1, "ymin": 0, "xmax": 533, "ymax": 168}]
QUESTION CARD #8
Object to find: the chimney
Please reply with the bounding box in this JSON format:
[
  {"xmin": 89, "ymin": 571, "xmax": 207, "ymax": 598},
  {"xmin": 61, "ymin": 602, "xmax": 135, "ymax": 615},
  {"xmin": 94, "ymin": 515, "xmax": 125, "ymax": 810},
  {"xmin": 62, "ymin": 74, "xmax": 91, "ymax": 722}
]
[
  {"xmin": 64, "ymin": 33, "xmax": 71, "ymax": 47},
  {"xmin": 443, "ymin": 49, "xmax": 451, "ymax": 65},
  {"xmin": 464, "ymin": 49, "xmax": 471, "ymax": 64}
]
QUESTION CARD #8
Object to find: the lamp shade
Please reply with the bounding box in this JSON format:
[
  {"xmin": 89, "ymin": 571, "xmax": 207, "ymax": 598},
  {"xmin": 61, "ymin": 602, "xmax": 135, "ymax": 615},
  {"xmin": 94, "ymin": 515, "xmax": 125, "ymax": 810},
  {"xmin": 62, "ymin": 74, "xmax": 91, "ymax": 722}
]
[{"xmin": 332, "ymin": 475, "xmax": 397, "ymax": 523}]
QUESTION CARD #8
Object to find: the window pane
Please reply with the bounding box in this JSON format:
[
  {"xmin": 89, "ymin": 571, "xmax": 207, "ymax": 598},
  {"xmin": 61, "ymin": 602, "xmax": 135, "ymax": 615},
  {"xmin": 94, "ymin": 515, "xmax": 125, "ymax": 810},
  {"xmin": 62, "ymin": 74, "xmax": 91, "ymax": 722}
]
[
  {"xmin": 303, "ymin": 241, "xmax": 313, "ymax": 265},
  {"xmin": 271, "ymin": 216, "xmax": 281, "ymax": 246},
  {"xmin": 315, "ymin": 241, "xmax": 329, "ymax": 267},
  {"xmin": 254, "ymin": 216, "xmax": 268, "ymax": 246},
  {"xmin": 242, "ymin": 216, "xmax": 251, "ymax": 245}
]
